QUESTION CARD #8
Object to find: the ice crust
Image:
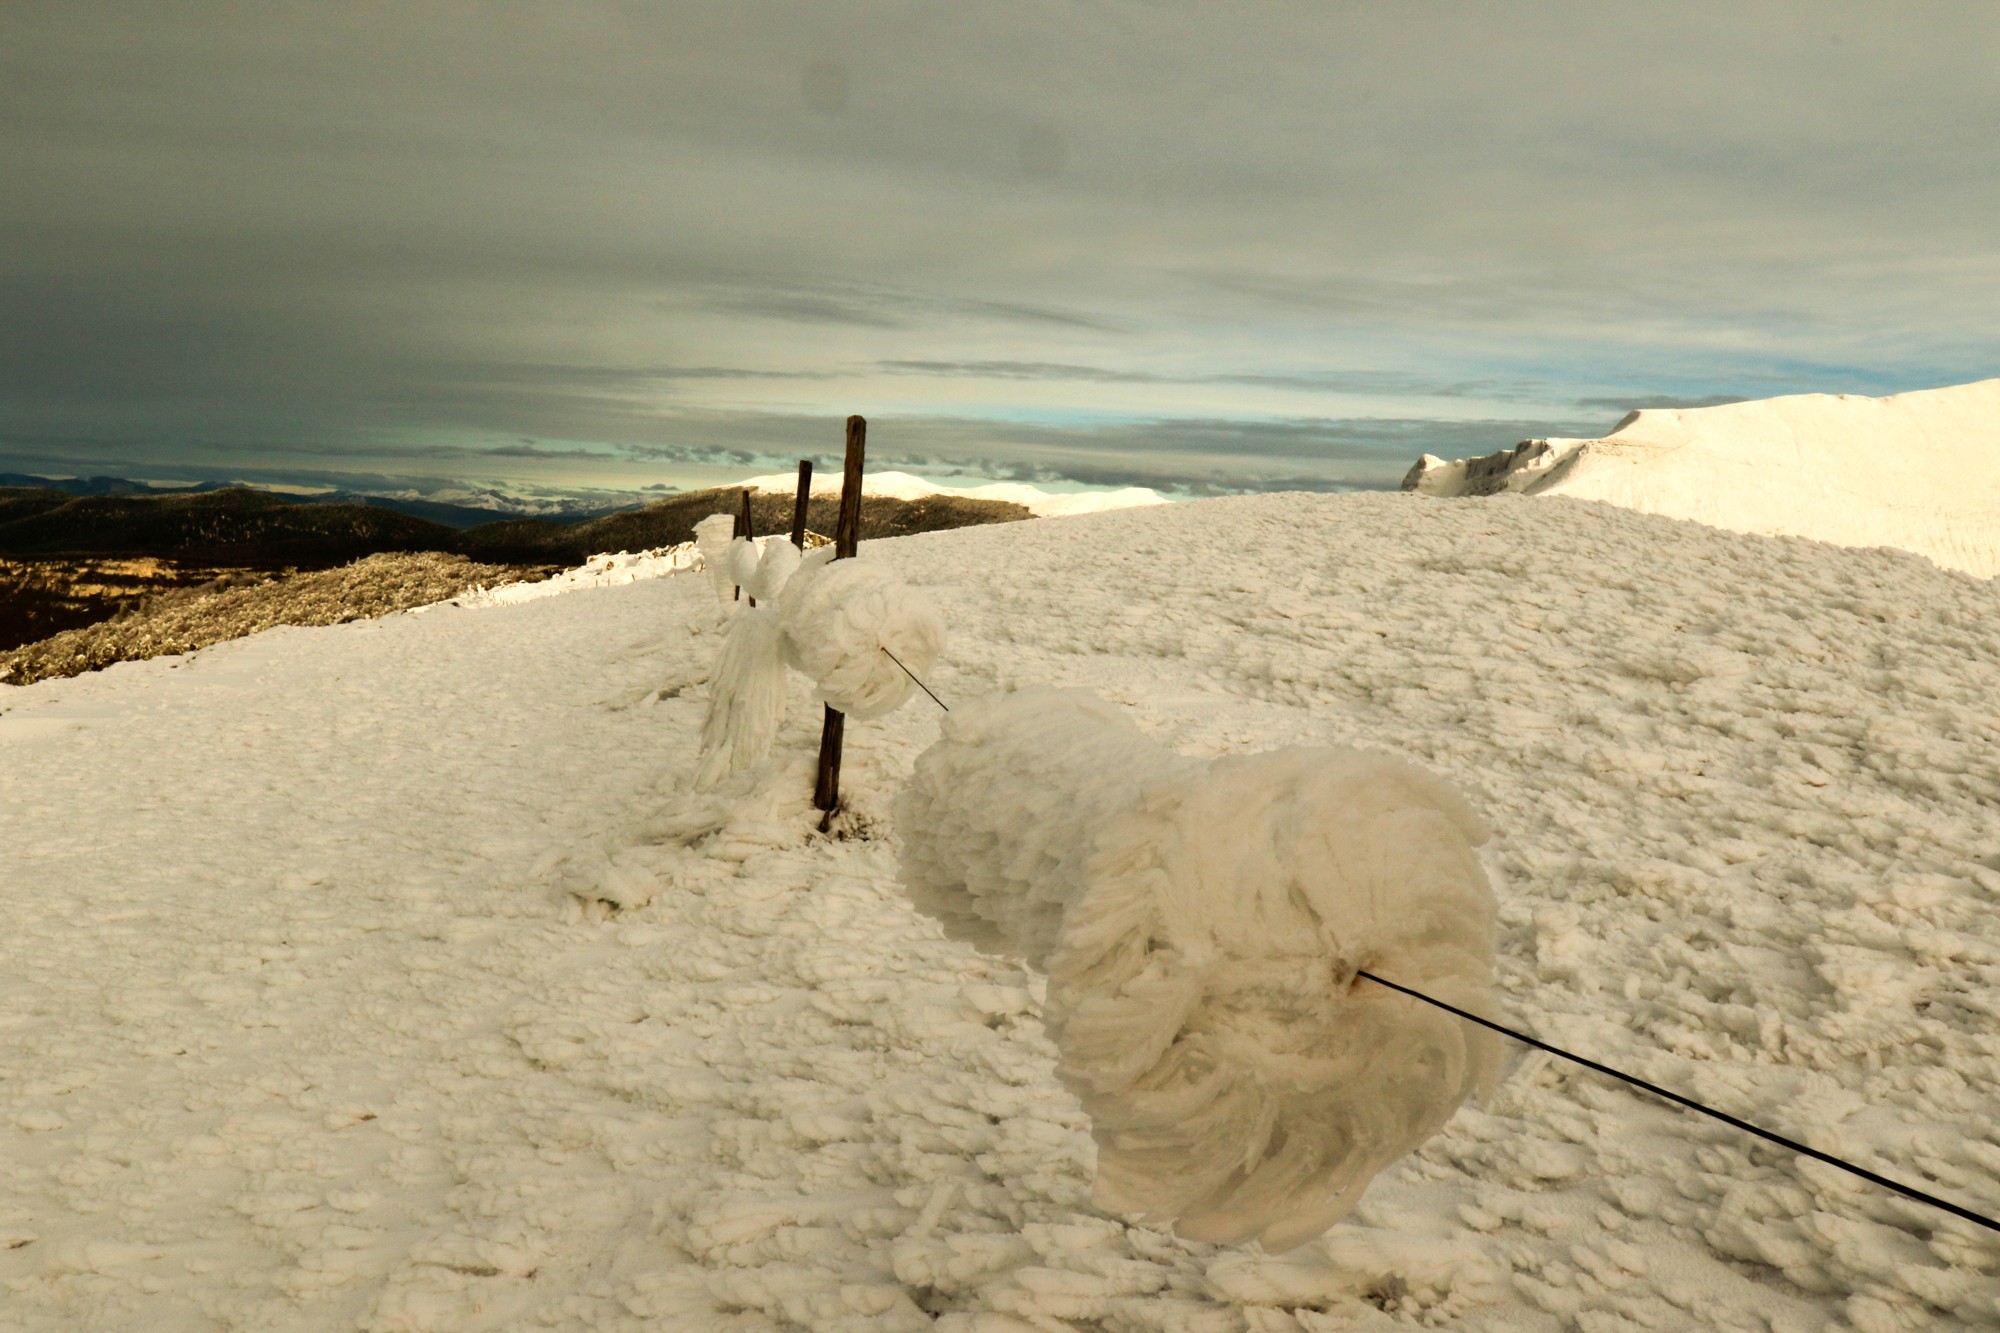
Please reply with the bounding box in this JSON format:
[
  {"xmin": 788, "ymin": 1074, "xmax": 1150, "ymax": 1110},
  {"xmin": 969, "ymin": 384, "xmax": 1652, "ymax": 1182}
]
[{"xmin": 898, "ymin": 688, "xmax": 1503, "ymax": 1250}]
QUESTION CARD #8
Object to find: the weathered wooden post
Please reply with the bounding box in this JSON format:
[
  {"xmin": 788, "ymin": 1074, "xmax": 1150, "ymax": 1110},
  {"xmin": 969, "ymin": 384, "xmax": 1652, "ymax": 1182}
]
[
  {"xmin": 789, "ymin": 459, "xmax": 812, "ymax": 549},
  {"xmin": 813, "ymin": 416, "xmax": 866, "ymax": 823},
  {"xmin": 734, "ymin": 488, "xmax": 755, "ymax": 605}
]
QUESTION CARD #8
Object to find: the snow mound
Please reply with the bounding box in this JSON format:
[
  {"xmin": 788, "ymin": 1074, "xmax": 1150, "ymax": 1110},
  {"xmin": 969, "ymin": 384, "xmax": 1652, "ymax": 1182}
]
[
  {"xmin": 741, "ymin": 468, "xmax": 1167, "ymax": 519},
  {"xmin": 896, "ymin": 688, "xmax": 1502, "ymax": 1250},
  {"xmin": 1404, "ymin": 377, "xmax": 2000, "ymax": 577},
  {"xmin": 779, "ymin": 551, "xmax": 944, "ymax": 720}
]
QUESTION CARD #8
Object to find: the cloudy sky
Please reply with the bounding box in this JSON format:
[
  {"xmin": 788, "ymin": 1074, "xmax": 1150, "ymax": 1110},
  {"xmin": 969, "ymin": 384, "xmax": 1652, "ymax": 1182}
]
[{"xmin": 5, "ymin": 2, "xmax": 1999, "ymax": 498}]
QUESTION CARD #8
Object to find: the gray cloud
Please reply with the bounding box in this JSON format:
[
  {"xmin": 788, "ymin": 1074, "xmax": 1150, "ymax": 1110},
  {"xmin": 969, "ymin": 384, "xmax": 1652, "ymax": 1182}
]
[
  {"xmin": 3, "ymin": 2, "xmax": 1996, "ymax": 495},
  {"xmin": 1573, "ymin": 394, "xmax": 1751, "ymax": 412},
  {"xmin": 878, "ymin": 360, "xmax": 1538, "ymax": 400}
]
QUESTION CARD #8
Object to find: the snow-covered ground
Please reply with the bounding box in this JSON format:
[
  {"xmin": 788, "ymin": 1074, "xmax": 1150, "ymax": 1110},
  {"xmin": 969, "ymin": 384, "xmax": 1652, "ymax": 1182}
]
[
  {"xmin": 458, "ymin": 547, "xmax": 704, "ymax": 607},
  {"xmin": 739, "ymin": 470, "xmax": 1167, "ymax": 520},
  {"xmin": 1404, "ymin": 377, "xmax": 2000, "ymax": 579},
  {"xmin": 3, "ymin": 492, "xmax": 1998, "ymax": 1330}
]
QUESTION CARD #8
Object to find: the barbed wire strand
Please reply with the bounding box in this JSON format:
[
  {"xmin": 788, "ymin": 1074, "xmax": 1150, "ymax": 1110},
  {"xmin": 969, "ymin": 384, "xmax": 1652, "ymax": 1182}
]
[
  {"xmin": 880, "ymin": 645, "xmax": 949, "ymax": 712},
  {"xmin": 1354, "ymin": 969, "xmax": 1999, "ymax": 1235}
]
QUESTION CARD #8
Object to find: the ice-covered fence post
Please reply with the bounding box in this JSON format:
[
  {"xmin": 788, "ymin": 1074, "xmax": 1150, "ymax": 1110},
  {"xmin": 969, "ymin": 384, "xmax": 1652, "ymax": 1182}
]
[
  {"xmin": 896, "ymin": 688, "xmax": 1502, "ymax": 1248},
  {"xmin": 789, "ymin": 459, "xmax": 812, "ymax": 549},
  {"xmin": 734, "ymin": 489, "xmax": 755, "ymax": 605},
  {"xmin": 813, "ymin": 415, "xmax": 866, "ymax": 821}
]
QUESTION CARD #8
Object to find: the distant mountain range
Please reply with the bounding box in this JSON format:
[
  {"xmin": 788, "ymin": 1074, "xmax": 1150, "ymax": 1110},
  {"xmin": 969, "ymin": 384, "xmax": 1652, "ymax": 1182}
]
[
  {"xmin": 0, "ymin": 473, "xmax": 640, "ymax": 529},
  {"xmin": 0, "ymin": 479, "xmax": 1032, "ymax": 569}
]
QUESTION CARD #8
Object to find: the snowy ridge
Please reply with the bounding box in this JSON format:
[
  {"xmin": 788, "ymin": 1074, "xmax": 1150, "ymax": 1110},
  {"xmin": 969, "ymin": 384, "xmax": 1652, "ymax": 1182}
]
[
  {"xmin": 1405, "ymin": 376, "xmax": 2000, "ymax": 577},
  {"xmin": 3, "ymin": 492, "xmax": 1999, "ymax": 1328},
  {"xmin": 452, "ymin": 543, "xmax": 702, "ymax": 606},
  {"xmin": 739, "ymin": 468, "xmax": 1168, "ymax": 519}
]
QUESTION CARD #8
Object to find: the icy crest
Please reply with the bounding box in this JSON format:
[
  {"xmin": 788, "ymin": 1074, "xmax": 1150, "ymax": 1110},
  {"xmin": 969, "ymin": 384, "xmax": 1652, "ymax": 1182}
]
[{"xmin": 897, "ymin": 688, "xmax": 1502, "ymax": 1250}]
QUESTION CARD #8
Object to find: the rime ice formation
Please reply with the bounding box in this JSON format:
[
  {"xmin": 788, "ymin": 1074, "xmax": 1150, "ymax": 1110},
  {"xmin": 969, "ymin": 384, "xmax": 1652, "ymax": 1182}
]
[
  {"xmin": 694, "ymin": 534, "xmax": 806, "ymax": 788},
  {"xmin": 696, "ymin": 540, "xmax": 944, "ymax": 784},
  {"xmin": 693, "ymin": 607, "xmax": 788, "ymax": 789},
  {"xmin": 779, "ymin": 550, "xmax": 945, "ymax": 720},
  {"xmin": 723, "ymin": 534, "xmax": 802, "ymax": 605},
  {"xmin": 691, "ymin": 512, "xmax": 738, "ymax": 604},
  {"xmin": 1403, "ymin": 377, "xmax": 2000, "ymax": 577},
  {"xmin": 896, "ymin": 688, "xmax": 1503, "ymax": 1251}
]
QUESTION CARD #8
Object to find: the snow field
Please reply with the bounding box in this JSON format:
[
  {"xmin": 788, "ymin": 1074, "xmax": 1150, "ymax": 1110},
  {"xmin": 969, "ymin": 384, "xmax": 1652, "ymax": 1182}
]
[
  {"xmin": 0, "ymin": 491, "xmax": 1998, "ymax": 1329},
  {"xmin": 1408, "ymin": 377, "xmax": 2000, "ymax": 579},
  {"xmin": 897, "ymin": 688, "xmax": 1502, "ymax": 1250}
]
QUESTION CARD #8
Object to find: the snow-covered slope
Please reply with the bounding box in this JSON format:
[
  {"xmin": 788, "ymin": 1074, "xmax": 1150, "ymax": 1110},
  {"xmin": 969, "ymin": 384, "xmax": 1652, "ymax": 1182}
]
[
  {"xmin": 3, "ymin": 493, "xmax": 1999, "ymax": 1329},
  {"xmin": 740, "ymin": 468, "xmax": 1167, "ymax": 519},
  {"xmin": 1404, "ymin": 377, "xmax": 2000, "ymax": 578}
]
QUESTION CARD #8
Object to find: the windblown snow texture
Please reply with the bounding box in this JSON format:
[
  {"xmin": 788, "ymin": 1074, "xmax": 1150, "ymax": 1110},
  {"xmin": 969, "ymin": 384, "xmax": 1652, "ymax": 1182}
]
[
  {"xmin": 896, "ymin": 688, "xmax": 1503, "ymax": 1250},
  {"xmin": 780, "ymin": 551, "xmax": 945, "ymax": 721}
]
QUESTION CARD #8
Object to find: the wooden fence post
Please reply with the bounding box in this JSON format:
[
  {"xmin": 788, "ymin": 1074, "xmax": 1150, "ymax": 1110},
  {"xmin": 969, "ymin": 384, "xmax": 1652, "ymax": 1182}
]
[
  {"xmin": 733, "ymin": 488, "xmax": 754, "ymax": 603},
  {"xmin": 789, "ymin": 460, "xmax": 812, "ymax": 549},
  {"xmin": 814, "ymin": 416, "xmax": 866, "ymax": 823}
]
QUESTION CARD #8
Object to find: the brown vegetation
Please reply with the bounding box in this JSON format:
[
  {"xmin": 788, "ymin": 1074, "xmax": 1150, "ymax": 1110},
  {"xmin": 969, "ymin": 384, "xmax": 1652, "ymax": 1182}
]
[
  {"xmin": 0, "ymin": 556, "xmax": 261, "ymax": 653},
  {"xmin": 0, "ymin": 552, "xmax": 546, "ymax": 687}
]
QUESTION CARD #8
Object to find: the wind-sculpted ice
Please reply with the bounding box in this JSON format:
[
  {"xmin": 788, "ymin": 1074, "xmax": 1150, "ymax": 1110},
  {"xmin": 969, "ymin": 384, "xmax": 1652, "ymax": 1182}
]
[
  {"xmin": 779, "ymin": 549, "xmax": 944, "ymax": 721},
  {"xmin": 696, "ymin": 539, "xmax": 944, "ymax": 785},
  {"xmin": 727, "ymin": 533, "xmax": 801, "ymax": 604},
  {"xmin": 694, "ymin": 606, "xmax": 788, "ymax": 789},
  {"xmin": 896, "ymin": 688, "xmax": 1502, "ymax": 1251}
]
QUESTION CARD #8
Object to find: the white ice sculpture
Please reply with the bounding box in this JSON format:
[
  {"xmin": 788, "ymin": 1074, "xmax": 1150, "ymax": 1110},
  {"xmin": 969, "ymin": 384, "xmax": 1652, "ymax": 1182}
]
[{"xmin": 896, "ymin": 688, "xmax": 1502, "ymax": 1251}]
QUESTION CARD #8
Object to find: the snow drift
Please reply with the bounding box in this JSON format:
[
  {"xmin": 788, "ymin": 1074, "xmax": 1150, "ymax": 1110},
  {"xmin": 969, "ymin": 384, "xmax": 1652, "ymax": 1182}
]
[
  {"xmin": 1403, "ymin": 377, "xmax": 2000, "ymax": 578},
  {"xmin": 896, "ymin": 688, "xmax": 1502, "ymax": 1250}
]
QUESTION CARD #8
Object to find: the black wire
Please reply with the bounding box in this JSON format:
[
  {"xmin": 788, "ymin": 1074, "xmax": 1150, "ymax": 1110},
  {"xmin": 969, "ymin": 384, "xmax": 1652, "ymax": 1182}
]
[
  {"xmin": 879, "ymin": 645, "xmax": 949, "ymax": 711},
  {"xmin": 856, "ymin": 649, "xmax": 1999, "ymax": 1236},
  {"xmin": 1355, "ymin": 969, "xmax": 2000, "ymax": 1236}
]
